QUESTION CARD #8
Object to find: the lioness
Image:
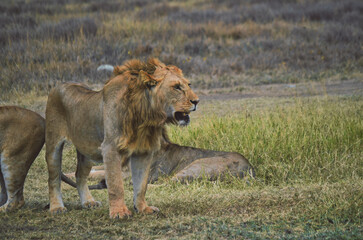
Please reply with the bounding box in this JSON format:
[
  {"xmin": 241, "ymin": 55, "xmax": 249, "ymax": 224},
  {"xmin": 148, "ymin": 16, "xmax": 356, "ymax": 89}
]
[
  {"xmin": 63, "ymin": 141, "xmax": 255, "ymax": 189},
  {"xmin": 46, "ymin": 58, "xmax": 199, "ymax": 218},
  {"xmin": 0, "ymin": 106, "xmax": 45, "ymax": 212}
]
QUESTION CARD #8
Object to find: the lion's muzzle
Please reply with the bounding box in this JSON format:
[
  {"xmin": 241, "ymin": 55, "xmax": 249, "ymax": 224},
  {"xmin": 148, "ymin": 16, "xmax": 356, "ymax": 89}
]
[{"xmin": 190, "ymin": 99, "xmax": 199, "ymax": 111}]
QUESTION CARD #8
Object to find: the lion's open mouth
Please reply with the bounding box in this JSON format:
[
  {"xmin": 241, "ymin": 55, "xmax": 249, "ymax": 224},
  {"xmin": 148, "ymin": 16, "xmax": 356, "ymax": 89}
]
[{"xmin": 174, "ymin": 112, "xmax": 190, "ymax": 126}]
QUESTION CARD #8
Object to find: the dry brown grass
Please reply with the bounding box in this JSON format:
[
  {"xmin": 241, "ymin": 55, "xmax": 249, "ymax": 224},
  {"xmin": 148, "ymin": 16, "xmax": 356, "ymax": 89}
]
[{"xmin": 1, "ymin": 0, "xmax": 362, "ymax": 99}]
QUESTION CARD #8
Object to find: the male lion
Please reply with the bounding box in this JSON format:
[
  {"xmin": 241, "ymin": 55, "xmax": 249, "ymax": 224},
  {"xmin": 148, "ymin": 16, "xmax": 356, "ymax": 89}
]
[
  {"xmin": 0, "ymin": 106, "xmax": 45, "ymax": 212},
  {"xmin": 46, "ymin": 58, "xmax": 199, "ymax": 218}
]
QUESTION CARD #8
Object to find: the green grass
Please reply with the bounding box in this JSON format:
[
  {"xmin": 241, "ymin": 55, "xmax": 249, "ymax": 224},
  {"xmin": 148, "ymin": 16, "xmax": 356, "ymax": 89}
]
[
  {"xmin": 169, "ymin": 96, "xmax": 363, "ymax": 185},
  {"xmin": 1, "ymin": 96, "xmax": 362, "ymax": 239}
]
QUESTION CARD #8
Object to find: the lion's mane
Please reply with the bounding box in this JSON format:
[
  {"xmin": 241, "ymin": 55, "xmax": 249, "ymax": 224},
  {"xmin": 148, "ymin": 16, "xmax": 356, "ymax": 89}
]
[{"xmin": 114, "ymin": 58, "xmax": 172, "ymax": 155}]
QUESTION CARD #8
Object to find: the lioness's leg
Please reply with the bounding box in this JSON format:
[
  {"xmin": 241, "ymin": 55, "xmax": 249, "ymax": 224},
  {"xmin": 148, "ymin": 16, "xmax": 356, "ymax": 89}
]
[
  {"xmin": 46, "ymin": 138, "xmax": 67, "ymax": 214},
  {"xmin": 131, "ymin": 153, "xmax": 159, "ymax": 214},
  {"xmin": 75, "ymin": 150, "xmax": 101, "ymax": 208},
  {"xmin": 102, "ymin": 143, "xmax": 131, "ymax": 219}
]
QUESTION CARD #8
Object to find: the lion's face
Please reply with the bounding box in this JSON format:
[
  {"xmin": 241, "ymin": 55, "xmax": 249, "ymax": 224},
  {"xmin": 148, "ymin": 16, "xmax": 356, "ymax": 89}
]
[{"xmin": 152, "ymin": 66, "xmax": 199, "ymax": 126}]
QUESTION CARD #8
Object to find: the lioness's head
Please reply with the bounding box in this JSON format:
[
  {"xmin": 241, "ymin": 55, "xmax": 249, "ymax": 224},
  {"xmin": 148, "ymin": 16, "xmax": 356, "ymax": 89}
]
[{"xmin": 139, "ymin": 60, "xmax": 199, "ymax": 126}]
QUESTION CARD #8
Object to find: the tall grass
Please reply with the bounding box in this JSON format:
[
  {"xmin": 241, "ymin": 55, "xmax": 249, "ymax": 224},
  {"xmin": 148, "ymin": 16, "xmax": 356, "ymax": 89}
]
[{"xmin": 169, "ymin": 97, "xmax": 363, "ymax": 185}]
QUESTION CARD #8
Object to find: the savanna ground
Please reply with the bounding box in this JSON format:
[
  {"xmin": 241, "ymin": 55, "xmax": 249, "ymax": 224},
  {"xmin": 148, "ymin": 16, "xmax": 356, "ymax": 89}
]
[{"xmin": 0, "ymin": 0, "xmax": 362, "ymax": 239}]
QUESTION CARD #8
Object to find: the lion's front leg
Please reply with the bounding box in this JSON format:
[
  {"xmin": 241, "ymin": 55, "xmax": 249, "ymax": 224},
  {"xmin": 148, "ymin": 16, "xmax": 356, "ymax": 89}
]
[
  {"xmin": 131, "ymin": 152, "xmax": 159, "ymax": 214},
  {"xmin": 102, "ymin": 144, "xmax": 131, "ymax": 219}
]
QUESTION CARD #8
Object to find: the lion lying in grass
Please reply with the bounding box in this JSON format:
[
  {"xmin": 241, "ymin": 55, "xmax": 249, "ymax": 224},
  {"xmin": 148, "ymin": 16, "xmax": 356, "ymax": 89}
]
[
  {"xmin": 46, "ymin": 58, "xmax": 199, "ymax": 218},
  {"xmin": 63, "ymin": 137, "xmax": 255, "ymax": 189},
  {"xmin": 0, "ymin": 106, "xmax": 45, "ymax": 212}
]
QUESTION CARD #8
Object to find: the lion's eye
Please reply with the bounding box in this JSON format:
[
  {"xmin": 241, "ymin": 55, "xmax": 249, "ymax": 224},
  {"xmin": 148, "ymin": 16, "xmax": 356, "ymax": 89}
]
[
  {"xmin": 188, "ymin": 83, "xmax": 191, "ymax": 87},
  {"xmin": 174, "ymin": 85, "xmax": 182, "ymax": 90}
]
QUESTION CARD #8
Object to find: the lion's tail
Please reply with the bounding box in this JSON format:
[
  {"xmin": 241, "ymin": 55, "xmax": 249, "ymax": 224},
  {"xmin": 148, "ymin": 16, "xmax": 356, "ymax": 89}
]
[
  {"xmin": 61, "ymin": 172, "xmax": 107, "ymax": 190},
  {"xmin": 97, "ymin": 64, "xmax": 114, "ymax": 72}
]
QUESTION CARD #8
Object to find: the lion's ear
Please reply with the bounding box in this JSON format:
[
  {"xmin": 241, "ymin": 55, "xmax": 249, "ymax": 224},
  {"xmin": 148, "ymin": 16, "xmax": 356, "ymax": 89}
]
[{"xmin": 139, "ymin": 70, "xmax": 158, "ymax": 88}]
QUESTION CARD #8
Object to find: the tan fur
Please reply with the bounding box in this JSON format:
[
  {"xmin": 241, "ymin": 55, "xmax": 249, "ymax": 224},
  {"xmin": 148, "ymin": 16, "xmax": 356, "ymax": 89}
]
[
  {"xmin": 45, "ymin": 58, "xmax": 199, "ymax": 218},
  {"xmin": 0, "ymin": 106, "xmax": 45, "ymax": 212}
]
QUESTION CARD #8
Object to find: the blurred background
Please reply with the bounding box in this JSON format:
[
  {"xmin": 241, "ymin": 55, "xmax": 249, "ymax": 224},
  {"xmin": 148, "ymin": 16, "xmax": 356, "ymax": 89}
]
[{"xmin": 1, "ymin": 0, "xmax": 362, "ymax": 98}]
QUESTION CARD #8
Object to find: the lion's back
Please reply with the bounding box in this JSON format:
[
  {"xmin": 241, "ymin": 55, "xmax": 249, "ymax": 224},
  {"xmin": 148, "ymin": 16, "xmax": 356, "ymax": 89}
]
[{"xmin": 45, "ymin": 83, "xmax": 105, "ymax": 160}]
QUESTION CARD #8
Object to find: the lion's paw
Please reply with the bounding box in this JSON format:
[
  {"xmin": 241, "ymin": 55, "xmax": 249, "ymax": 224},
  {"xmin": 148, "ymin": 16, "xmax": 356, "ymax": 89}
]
[
  {"xmin": 49, "ymin": 206, "xmax": 68, "ymax": 215},
  {"xmin": 0, "ymin": 203, "xmax": 10, "ymax": 212},
  {"xmin": 82, "ymin": 201, "xmax": 102, "ymax": 209},
  {"xmin": 0, "ymin": 200, "xmax": 25, "ymax": 212},
  {"xmin": 0, "ymin": 204, "xmax": 8, "ymax": 213},
  {"xmin": 109, "ymin": 206, "xmax": 132, "ymax": 219},
  {"xmin": 137, "ymin": 205, "xmax": 160, "ymax": 214}
]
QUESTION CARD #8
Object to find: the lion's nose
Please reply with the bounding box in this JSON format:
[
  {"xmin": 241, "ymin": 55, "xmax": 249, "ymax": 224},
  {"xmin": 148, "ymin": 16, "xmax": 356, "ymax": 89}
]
[
  {"xmin": 190, "ymin": 99, "xmax": 199, "ymax": 111},
  {"xmin": 190, "ymin": 99, "xmax": 199, "ymax": 106}
]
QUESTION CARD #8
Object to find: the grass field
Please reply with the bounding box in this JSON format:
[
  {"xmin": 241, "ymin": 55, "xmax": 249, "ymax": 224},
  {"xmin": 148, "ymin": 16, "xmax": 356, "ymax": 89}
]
[
  {"xmin": 1, "ymin": 0, "xmax": 363, "ymax": 239},
  {"xmin": 0, "ymin": 95, "xmax": 362, "ymax": 239}
]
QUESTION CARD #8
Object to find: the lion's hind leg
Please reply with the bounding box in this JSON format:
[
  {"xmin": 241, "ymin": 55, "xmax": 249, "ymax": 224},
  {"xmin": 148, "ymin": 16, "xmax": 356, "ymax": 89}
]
[
  {"xmin": 75, "ymin": 150, "xmax": 101, "ymax": 209},
  {"xmin": 46, "ymin": 137, "xmax": 67, "ymax": 215},
  {"xmin": 0, "ymin": 153, "xmax": 28, "ymax": 212}
]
